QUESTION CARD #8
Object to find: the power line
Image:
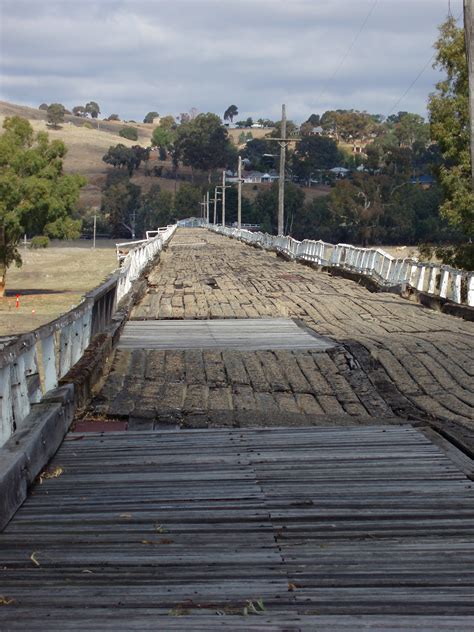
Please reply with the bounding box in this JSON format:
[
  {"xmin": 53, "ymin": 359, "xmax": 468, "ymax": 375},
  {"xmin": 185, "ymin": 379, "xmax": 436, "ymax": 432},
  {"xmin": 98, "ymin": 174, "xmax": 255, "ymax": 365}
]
[
  {"xmin": 385, "ymin": 10, "xmax": 463, "ymax": 118},
  {"xmin": 385, "ymin": 52, "xmax": 437, "ymax": 117},
  {"xmin": 313, "ymin": 0, "xmax": 379, "ymax": 111}
]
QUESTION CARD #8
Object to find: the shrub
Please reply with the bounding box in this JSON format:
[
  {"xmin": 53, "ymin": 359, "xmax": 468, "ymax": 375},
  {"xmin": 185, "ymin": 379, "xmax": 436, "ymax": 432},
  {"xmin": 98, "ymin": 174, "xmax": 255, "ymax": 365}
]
[
  {"xmin": 30, "ymin": 235, "xmax": 50, "ymax": 249},
  {"xmin": 119, "ymin": 126, "xmax": 139, "ymax": 141},
  {"xmin": 83, "ymin": 121, "xmax": 93, "ymax": 129}
]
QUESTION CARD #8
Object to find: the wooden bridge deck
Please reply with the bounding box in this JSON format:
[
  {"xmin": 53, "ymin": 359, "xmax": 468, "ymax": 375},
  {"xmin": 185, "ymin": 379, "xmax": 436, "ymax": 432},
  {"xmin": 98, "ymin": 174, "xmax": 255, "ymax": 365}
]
[
  {"xmin": 1, "ymin": 425, "xmax": 474, "ymax": 630},
  {"xmin": 1, "ymin": 228, "xmax": 474, "ymax": 629}
]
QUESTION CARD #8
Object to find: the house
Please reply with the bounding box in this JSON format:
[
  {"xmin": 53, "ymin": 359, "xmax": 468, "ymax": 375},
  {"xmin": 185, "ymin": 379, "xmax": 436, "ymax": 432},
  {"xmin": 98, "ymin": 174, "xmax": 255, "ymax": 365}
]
[
  {"xmin": 312, "ymin": 126, "xmax": 324, "ymax": 135},
  {"xmin": 243, "ymin": 171, "xmax": 265, "ymax": 183},
  {"xmin": 261, "ymin": 170, "xmax": 279, "ymax": 183},
  {"xmin": 410, "ymin": 174, "xmax": 435, "ymax": 188}
]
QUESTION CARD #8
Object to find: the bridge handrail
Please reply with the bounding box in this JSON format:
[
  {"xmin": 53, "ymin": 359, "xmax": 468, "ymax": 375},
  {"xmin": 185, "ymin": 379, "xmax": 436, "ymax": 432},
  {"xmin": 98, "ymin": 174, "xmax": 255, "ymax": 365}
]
[
  {"xmin": 0, "ymin": 224, "xmax": 177, "ymax": 446},
  {"xmin": 209, "ymin": 224, "xmax": 474, "ymax": 308}
]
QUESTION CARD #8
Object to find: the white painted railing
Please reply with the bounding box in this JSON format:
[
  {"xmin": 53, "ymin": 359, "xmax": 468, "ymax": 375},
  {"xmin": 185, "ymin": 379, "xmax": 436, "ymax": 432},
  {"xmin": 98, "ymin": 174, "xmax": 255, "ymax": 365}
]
[
  {"xmin": 0, "ymin": 224, "xmax": 176, "ymax": 446},
  {"xmin": 209, "ymin": 225, "xmax": 474, "ymax": 308},
  {"xmin": 116, "ymin": 225, "xmax": 176, "ymax": 302}
]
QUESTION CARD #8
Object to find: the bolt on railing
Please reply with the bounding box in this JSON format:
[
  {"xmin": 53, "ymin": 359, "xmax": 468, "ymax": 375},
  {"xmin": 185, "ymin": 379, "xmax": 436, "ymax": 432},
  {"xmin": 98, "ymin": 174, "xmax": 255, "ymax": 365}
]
[
  {"xmin": 208, "ymin": 224, "xmax": 474, "ymax": 308},
  {"xmin": 0, "ymin": 224, "xmax": 177, "ymax": 446}
]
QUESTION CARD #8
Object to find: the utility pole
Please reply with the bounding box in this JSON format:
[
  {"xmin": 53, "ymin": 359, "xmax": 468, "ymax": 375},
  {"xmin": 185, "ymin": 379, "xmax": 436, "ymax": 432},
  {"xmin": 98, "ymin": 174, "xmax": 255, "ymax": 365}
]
[
  {"xmin": 206, "ymin": 190, "xmax": 210, "ymax": 224},
  {"xmin": 237, "ymin": 155, "xmax": 242, "ymax": 229},
  {"xmin": 199, "ymin": 199, "xmax": 206, "ymax": 222},
  {"xmin": 222, "ymin": 170, "xmax": 228, "ymax": 228},
  {"xmin": 278, "ymin": 104, "xmax": 286, "ymax": 236},
  {"xmin": 464, "ymin": 0, "xmax": 474, "ymax": 190},
  {"xmin": 93, "ymin": 213, "xmax": 97, "ymax": 249},
  {"xmin": 268, "ymin": 104, "xmax": 300, "ymax": 236},
  {"xmin": 213, "ymin": 187, "xmax": 221, "ymax": 224}
]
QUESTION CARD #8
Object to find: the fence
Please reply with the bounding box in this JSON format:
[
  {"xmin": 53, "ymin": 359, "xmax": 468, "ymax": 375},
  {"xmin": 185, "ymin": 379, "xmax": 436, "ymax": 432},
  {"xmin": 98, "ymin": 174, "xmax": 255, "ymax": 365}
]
[
  {"xmin": 209, "ymin": 225, "xmax": 474, "ymax": 308},
  {"xmin": 0, "ymin": 224, "xmax": 176, "ymax": 446}
]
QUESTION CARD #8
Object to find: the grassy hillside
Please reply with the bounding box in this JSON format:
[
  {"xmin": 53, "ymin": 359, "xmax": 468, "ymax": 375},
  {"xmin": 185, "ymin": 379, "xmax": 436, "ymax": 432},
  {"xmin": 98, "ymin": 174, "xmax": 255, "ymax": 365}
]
[{"xmin": 0, "ymin": 100, "xmax": 154, "ymax": 207}]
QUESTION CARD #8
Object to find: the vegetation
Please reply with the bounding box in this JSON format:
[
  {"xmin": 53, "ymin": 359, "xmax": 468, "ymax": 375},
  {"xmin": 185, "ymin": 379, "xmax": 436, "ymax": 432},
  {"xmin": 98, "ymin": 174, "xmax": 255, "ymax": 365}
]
[
  {"xmin": 47, "ymin": 103, "xmax": 66, "ymax": 128},
  {"xmin": 119, "ymin": 126, "xmax": 139, "ymax": 141},
  {"xmin": 0, "ymin": 116, "xmax": 85, "ymax": 295},
  {"xmin": 144, "ymin": 111, "xmax": 159, "ymax": 124},
  {"xmin": 103, "ymin": 144, "xmax": 149, "ymax": 176},
  {"xmin": 174, "ymin": 113, "xmax": 234, "ymax": 181},
  {"xmin": 224, "ymin": 105, "xmax": 238, "ymax": 124},
  {"xmin": 427, "ymin": 16, "xmax": 473, "ymax": 269},
  {"xmin": 85, "ymin": 101, "xmax": 100, "ymax": 119},
  {"xmin": 30, "ymin": 235, "xmax": 50, "ymax": 249}
]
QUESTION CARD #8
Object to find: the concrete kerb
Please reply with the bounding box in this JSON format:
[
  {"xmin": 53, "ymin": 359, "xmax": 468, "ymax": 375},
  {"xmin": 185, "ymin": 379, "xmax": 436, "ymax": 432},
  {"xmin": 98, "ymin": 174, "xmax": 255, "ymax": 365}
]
[{"xmin": 0, "ymin": 253, "xmax": 162, "ymax": 531}]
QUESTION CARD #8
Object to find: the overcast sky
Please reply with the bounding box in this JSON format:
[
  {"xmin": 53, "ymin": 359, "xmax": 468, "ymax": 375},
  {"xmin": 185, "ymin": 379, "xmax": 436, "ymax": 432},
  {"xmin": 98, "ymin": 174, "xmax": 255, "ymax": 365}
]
[{"xmin": 0, "ymin": 0, "xmax": 464, "ymax": 123}]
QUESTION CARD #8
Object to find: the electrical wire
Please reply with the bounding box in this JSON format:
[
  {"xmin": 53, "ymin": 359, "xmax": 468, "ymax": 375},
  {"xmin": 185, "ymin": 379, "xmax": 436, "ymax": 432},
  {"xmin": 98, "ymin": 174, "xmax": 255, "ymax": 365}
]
[
  {"xmin": 385, "ymin": 10, "xmax": 462, "ymax": 118},
  {"xmin": 312, "ymin": 0, "xmax": 379, "ymax": 111}
]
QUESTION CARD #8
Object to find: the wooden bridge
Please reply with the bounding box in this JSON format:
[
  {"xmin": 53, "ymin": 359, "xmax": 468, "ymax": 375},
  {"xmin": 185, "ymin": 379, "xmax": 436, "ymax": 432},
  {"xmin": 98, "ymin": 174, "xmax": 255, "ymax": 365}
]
[{"xmin": 1, "ymin": 228, "xmax": 473, "ymax": 630}]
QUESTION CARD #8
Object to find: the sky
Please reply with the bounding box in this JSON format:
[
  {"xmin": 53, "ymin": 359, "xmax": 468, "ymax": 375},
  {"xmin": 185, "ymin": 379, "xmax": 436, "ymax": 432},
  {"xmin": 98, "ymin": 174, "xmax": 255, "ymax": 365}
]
[{"xmin": 0, "ymin": 0, "xmax": 465, "ymax": 124}]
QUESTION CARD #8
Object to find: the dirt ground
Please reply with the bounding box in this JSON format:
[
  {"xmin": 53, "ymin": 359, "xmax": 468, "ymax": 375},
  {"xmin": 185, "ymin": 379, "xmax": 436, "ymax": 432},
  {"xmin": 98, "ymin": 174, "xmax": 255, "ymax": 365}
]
[{"xmin": 0, "ymin": 241, "xmax": 118, "ymax": 336}]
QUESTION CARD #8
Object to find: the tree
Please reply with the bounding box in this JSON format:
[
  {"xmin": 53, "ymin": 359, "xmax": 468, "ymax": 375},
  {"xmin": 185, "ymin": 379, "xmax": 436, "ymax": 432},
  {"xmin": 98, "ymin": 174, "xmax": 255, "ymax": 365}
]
[
  {"xmin": 103, "ymin": 144, "xmax": 149, "ymax": 176},
  {"xmin": 85, "ymin": 101, "xmax": 100, "ymax": 119},
  {"xmin": 174, "ymin": 113, "xmax": 233, "ymax": 181},
  {"xmin": 72, "ymin": 105, "xmax": 86, "ymax": 117},
  {"xmin": 39, "ymin": 103, "xmax": 48, "ymax": 111},
  {"xmin": 224, "ymin": 105, "xmax": 239, "ymax": 124},
  {"xmin": 175, "ymin": 183, "xmax": 202, "ymax": 218},
  {"xmin": 144, "ymin": 111, "xmax": 159, "ymax": 124},
  {"xmin": 119, "ymin": 126, "xmax": 138, "ymax": 141},
  {"xmin": 428, "ymin": 16, "xmax": 473, "ymax": 269},
  {"xmin": 106, "ymin": 113, "xmax": 120, "ymax": 121},
  {"xmin": 293, "ymin": 136, "xmax": 340, "ymax": 183},
  {"xmin": 0, "ymin": 117, "xmax": 85, "ymax": 294},
  {"xmin": 47, "ymin": 103, "xmax": 65, "ymax": 128},
  {"xmin": 390, "ymin": 111, "xmax": 430, "ymax": 147},
  {"xmin": 306, "ymin": 113, "xmax": 321, "ymax": 126},
  {"xmin": 255, "ymin": 182, "xmax": 305, "ymax": 234},
  {"xmin": 140, "ymin": 184, "xmax": 174, "ymax": 231},
  {"xmin": 101, "ymin": 176, "xmax": 141, "ymax": 238},
  {"xmin": 269, "ymin": 119, "xmax": 299, "ymax": 138}
]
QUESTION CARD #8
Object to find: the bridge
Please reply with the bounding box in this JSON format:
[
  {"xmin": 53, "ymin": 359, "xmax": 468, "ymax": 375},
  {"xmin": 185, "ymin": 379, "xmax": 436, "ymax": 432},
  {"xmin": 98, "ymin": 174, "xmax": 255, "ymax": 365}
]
[{"xmin": 0, "ymin": 226, "xmax": 473, "ymax": 630}]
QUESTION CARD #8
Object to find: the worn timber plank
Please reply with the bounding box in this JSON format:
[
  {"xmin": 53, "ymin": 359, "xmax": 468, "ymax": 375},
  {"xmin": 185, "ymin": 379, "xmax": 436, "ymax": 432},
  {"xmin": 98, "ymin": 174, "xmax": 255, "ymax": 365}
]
[
  {"xmin": 1, "ymin": 425, "xmax": 474, "ymax": 630},
  {"xmin": 117, "ymin": 318, "xmax": 336, "ymax": 351}
]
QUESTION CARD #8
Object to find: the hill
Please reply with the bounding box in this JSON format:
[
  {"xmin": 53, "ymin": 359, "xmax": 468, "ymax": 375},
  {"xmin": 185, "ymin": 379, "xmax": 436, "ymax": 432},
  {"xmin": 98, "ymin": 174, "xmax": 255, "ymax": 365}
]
[{"xmin": 0, "ymin": 100, "xmax": 155, "ymax": 207}]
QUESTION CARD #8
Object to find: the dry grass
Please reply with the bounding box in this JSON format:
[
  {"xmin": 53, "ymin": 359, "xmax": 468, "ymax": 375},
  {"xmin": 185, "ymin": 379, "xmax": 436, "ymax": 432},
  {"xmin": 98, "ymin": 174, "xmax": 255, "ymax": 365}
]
[
  {"xmin": 227, "ymin": 126, "xmax": 274, "ymax": 146},
  {"xmin": 0, "ymin": 241, "xmax": 118, "ymax": 336},
  {"xmin": 0, "ymin": 100, "xmax": 154, "ymax": 208}
]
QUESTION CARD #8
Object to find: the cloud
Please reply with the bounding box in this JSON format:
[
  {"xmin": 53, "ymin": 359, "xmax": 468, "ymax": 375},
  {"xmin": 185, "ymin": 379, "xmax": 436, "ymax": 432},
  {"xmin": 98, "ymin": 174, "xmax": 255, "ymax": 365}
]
[{"xmin": 0, "ymin": 0, "xmax": 464, "ymax": 121}]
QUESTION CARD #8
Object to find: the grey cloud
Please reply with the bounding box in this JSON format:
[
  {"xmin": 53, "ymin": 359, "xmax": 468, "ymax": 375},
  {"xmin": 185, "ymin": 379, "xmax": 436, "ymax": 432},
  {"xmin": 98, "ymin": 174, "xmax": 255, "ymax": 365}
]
[{"xmin": 0, "ymin": 0, "xmax": 464, "ymax": 122}]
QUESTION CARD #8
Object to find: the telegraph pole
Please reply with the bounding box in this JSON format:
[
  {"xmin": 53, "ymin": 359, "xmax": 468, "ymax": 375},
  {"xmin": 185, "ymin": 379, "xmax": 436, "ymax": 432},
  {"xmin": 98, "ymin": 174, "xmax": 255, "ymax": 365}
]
[
  {"xmin": 278, "ymin": 104, "xmax": 287, "ymax": 236},
  {"xmin": 268, "ymin": 104, "xmax": 300, "ymax": 236},
  {"xmin": 212, "ymin": 187, "xmax": 221, "ymax": 224},
  {"xmin": 92, "ymin": 213, "xmax": 97, "ymax": 249},
  {"xmin": 199, "ymin": 199, "xmax": 206, "ymax": 222},
  {"xmin": 464, "ymin": 0, "xmax": 474, "ymax": 189},
  {"xmin": 222, "ymin": 171, "xmax": 227, "ymax": 227},
  {"xmin": 237, "ymin": 155, "xmax": 242, "ymax": 229}
]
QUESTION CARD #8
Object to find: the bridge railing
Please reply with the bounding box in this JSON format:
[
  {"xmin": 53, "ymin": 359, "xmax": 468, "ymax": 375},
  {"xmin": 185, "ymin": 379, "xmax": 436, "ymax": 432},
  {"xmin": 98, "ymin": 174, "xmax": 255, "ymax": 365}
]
[
  {"xmin": 209, "ymin": 225, "xmax": 474, "ymax": 308},
  {"xmin": 0, "ymin": 224, "xmax": 176, "ymax": 446}
]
